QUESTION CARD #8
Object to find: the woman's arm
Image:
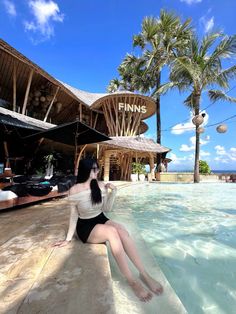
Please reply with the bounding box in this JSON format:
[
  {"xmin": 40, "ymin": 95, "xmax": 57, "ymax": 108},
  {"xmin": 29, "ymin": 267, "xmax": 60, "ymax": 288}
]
[
  {"xmin": 52, "ymin": 202, "xmax": 78, "ymax": 247},
  {"xmin": 65, "ymin": 203, "xmax": 79, "ymax": 241},
  {"xmin": 102, "ymin": 183, "xmax": 117, "ymax": 212}
]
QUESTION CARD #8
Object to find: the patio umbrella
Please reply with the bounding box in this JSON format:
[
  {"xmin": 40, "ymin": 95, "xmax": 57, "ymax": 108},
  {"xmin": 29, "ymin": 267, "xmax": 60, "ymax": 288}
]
[
  {"xmin": 23, "ymin": 120, "xmax": 110, "ymax": 146},
  {"xmin": 23, "ymin": 120, "xmax": 110, "ymax": 175}
]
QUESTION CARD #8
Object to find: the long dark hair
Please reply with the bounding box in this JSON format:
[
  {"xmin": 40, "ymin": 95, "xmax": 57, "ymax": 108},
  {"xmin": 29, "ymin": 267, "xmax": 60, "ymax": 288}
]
[{"xmin": 77, "ymin": 158, "xmax": 102, "ymax": 205}]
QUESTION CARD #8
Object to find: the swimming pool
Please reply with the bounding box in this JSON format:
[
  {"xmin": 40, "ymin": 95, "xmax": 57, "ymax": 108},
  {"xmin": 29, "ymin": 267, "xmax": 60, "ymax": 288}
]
[{"xmin": 112, "ymin": 183, "xmax": 236, "ymax": 314}]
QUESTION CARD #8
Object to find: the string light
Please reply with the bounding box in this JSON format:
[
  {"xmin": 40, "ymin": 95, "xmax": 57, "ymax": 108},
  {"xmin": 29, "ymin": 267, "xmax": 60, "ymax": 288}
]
[{"xmin": 159, "ymin": 85, "xmax": 236, "ymax": 133}]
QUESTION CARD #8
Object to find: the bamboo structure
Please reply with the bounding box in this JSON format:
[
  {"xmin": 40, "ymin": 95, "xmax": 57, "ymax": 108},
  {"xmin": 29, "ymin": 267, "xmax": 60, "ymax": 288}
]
[
  {"xmin": 22, "ymin": 69, "xmax": 33, "ymax": 115},
  {"xmin": 100, "ymin": 95, "xmax": 145, "ymax": 136},
  {"xmin": 0, "ymin": 39, "xmax": 171, "ymax": 183},
  {"xmin": 12, "ymin": 61, "xmax": 16, "ymax": 112},
  {"xmin": 43, "ymin": 86, "xmax": 60, "ymax": 122}
]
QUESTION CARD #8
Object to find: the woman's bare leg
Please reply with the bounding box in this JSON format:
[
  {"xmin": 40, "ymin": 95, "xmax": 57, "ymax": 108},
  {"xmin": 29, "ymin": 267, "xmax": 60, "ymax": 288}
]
[
  {"xmin": 106, "ymin": 220, "xmax": 163, "ymax": 295},
  {"xmin": 87, "ymin": 224, "xmax": 152, "ymax": 302}
]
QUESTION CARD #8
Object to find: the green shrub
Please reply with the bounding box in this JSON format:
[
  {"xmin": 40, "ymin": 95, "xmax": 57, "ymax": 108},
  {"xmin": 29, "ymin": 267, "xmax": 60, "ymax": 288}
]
[
  {"xmin": 131, "ymin": 162, "xmax": 146, "ymax": 174},
  {"xmin": 199, "ymin": 160, "xmax": 211, "ymax": 174}
]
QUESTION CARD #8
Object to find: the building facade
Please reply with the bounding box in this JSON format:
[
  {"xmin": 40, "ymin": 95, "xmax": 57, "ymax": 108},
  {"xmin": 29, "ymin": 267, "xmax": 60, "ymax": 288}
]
[{"xmin": 0, "ymin": 39, "xmax": 170, "ymax": 181}]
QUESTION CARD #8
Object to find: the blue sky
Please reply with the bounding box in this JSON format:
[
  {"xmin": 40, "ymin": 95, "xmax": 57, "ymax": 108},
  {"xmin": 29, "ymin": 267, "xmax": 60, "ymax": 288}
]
[{"xmin": 0, "ymin": 0, "xmax": 236, "ymax": 171}]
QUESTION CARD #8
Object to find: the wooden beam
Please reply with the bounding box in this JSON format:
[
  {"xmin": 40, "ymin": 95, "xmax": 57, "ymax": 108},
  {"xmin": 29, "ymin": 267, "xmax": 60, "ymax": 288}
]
[
  {"xmin": 93, "ymin": 112, "xmax": 98, "ymax": 128},
  {"xmin": 13, "ymin": 62, "xmax": 17, "ymax": 112},
  {"xmin": 22, "ymin": 69, "xmax": 33, "ymax": 115},
  {"xmin": 106, "ymin": 99, "xmax": 116, "ymax": 135},
  {"xmin": 74, "ymin": 145, "xmax": 87, "ymax": 176},
  {"xmin": 104, "ymin": 150, "xmax": 111, "ymax": 181},
  {"xmin": 43, "ymin": 86, "xmax": 60, "ymax": 122},
  {"xmin": 79, "ymin": 103, "xmax": 82, "ymax": 121}
]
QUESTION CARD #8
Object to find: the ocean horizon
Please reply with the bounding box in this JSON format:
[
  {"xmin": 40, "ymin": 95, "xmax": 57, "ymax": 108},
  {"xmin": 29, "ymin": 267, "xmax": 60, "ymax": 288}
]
[{"xmin": 169, "ymin": 170, "xmax": 236, "ymax": 174}]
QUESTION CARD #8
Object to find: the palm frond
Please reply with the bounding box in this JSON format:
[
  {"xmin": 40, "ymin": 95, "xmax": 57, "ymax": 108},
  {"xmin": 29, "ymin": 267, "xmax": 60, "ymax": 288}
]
[
  {"xmin": 133, "ymin": 34, "xmax": 145, "ymax": 49},
  {"xmin": 152, "ymin": 82, "xmax": 177, "ymax": 96},
  {"xmin": 208, "ymin": 89, "xmax": 236, "ymax": 103},
  {"xmin": 210, "ymin": 35, "xmax": 236, "ymax": 62},
  {"xmin": 184, "ymin": 93, "xmax": 195, "ymax": 109},
  {"xmin": 199, "ymin": 32, "xmax": 223, "ymax": 57},
  {"xmin": 142, "ymin": 16, "xmax": 159, "ymax": 41},
  {"xmin": 171, "ymin": 56, "xmax": 201, "ymax": 84},
  {"xmin": 219, "ymin": 65, "xmax": 236, "ymax": 82},
  {"xmin": 107, "ymin": 78, "xmax": 122, "ymax": 93}
]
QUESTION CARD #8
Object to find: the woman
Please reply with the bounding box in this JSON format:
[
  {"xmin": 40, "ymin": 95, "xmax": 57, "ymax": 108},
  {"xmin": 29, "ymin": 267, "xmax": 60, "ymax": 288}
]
[{"xmin": 53, "ymin": 158, "xmax": 163, "ymax": 302}]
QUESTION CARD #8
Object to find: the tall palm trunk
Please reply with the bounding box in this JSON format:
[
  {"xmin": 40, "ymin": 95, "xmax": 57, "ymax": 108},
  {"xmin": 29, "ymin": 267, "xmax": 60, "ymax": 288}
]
[
  {"xmin": 156, "ymin": 72, "xmax": 162, "ymax": 171},
  {"xmin": 193, "ymin": 93, "xmax": 200, "ymax": 183}
]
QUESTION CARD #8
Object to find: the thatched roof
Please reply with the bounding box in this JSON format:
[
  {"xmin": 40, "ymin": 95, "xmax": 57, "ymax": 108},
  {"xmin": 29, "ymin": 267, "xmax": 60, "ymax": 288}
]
[
  {"xmin": 59, "ymin": 82, "xmax": 155, "ymax": 119},
  {"xmin": 59, "ymin": 81, "xmax": 107, "ymax": 107},
  {"xmin": 104, "ymin": 136, "xmax": 171, "ymax": 153},
  {"xmin": 0, "ymin": 39, "xmax": 156, "ymax": 123},
  {"xmin": 0, "ymin": 107, "xmax": 55, "ymax": 130}
]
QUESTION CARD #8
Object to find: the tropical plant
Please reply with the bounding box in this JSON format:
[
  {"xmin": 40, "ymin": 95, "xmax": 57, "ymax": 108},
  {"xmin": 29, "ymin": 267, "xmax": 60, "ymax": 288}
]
[
  {"xmin": 199, "ymin": 160, "xmax": 211, "ymax": 174},
  {"xmin": 107, "ymin": 10, "xmax": 192, "ymax": 169},
  {"xmin": 157, "ymin": 32, "xmax": 236, "ymax": 182},
  {"xmin": 43, "ymin": 153, "xmax": 56, "ymax": 166},
  {"xmin": 131, "ymin": 162, "xmax": 146, "ymax": 174}
]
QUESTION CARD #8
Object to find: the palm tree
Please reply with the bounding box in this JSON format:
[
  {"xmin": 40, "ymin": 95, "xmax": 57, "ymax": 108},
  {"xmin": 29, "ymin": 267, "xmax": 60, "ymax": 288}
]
[
  {"xmin": 108, "ymin": 10, "xmax": 192, "ymax": 169},
  {"xmin": 107, "ymin": 54, "xmax": 147, "ymax": 92},
  {"xmin": 107, "ymin": 78, "xmax": 123, "ymax": 93},
  {"xmin": 157, "ymin": 32, "xmax": 236, "ymax": 182}
]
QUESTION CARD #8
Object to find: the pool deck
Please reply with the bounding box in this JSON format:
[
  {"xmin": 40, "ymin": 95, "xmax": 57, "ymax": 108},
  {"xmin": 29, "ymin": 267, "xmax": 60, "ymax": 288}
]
[{"xmin": 0, "ymin": 182, "xmax": 187, "ymax": 314}]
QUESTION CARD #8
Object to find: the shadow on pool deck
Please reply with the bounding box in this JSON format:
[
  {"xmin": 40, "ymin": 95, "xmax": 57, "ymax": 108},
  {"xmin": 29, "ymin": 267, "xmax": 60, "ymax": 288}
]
[
  {"xmin": 0, "ymin": 182, "xmax": 187, "ymax": 314},
  {"xmin": 0, "ymin": 196, "xmax": 116, "ymax": 314}
]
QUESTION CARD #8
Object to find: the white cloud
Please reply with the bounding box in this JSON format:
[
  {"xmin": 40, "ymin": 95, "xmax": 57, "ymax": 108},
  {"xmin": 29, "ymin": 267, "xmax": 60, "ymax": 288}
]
[
  {"xmin": 215, "ymin": 145, "xmax": 226, "ymax": 155},
  {"xmin": 143, "ymin": 132, "xmax": 156, "ymax": 141},
  {"xmin": 200, "ymin": 14, "xmax": 215, "ymax": 33},
  {"xmin": 3, "ymin": 0, "xmax": 16, "ymax": 16},
  {"xmin": 168, "ymin": 153, "xmax": 188, "ymax": 165},
  {"xmin": 229, "ymin": 147, "xmax": 236, "ymax": 161},
  {"xmin": 24, "ymin": 0, "xmax": 64, "ymax": 42},
  {"xmin": 214, "ymin": 157, "xmax": 229, "ymax": 164},
  {"xmin": 180, "ymin": 135, "xmax": 210, "ymax": 152},
  {"xmin": 200, "ymin": 150, "xmax": 210, "ymax": 157},
  {"xmin": 171, "ymin": 111, "xmax": 209, "ymax": 135},
  {"xmin": 214, "ymin": 146, "xmax": 236, "ymax": 164},
  {"xmin": 171, "ymin": 121, "xmax": 194, "ymax": 135},
  {"xmin": 205, "ymin": 17, "xmax": 214, "ymax": 32},
  {"xmin": 180, "ymin": 0, "xmax": 202, "ymax": 4},
  {"xmin": 167, "ymin": 152, "xmax": 195, "ymax": 171},
  {"xmin": 180, "ymin": 144, "xmax": 194, "ymax": 152}
]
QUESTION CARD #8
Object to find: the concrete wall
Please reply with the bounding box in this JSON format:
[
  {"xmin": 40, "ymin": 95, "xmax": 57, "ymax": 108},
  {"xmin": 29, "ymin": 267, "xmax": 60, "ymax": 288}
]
[{"xmin": 157, "ymin": 173, "xmax": 220, "ymax": 183}]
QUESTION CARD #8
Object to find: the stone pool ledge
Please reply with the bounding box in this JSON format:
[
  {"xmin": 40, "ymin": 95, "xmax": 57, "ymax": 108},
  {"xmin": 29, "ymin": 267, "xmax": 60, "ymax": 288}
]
[{"xmin": 0, "ymin": 181, "xmax": 187, "ymax": 314}]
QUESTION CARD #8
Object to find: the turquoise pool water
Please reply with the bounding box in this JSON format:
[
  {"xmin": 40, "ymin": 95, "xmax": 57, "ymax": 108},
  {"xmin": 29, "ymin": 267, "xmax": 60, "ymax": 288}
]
[{"xmin": 113, "ymin": 183, "xmax": 236, "ymax": 314}]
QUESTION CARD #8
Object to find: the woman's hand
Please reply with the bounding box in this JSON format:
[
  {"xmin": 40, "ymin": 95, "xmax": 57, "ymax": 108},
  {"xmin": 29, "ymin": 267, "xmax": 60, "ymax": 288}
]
[
  {"xmin": 105, "ymin": 183, "xmax": 116, "ymax": 190},
  {"xmin": 52, "ymin": 240, "xmax": 70, "ymax": 248}
]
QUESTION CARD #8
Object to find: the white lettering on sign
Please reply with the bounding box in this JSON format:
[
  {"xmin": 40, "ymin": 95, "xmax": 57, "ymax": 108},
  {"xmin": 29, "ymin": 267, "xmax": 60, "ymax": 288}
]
[{"xmin": 118, "ymin": 103, "xmax": 147, "ymax": 113}]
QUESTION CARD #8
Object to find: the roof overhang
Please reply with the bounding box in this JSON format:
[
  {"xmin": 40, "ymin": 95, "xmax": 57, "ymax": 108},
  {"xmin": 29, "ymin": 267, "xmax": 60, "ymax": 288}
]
[{"xmin": 101, "ymin": 136, "xmax": 171, "ymax": 154}]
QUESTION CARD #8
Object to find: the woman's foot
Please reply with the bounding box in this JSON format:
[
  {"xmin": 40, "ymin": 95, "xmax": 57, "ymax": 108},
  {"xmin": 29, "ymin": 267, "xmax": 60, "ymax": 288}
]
[
  {"xmin": 139, "ymin": 272, "xmax": 163, "ymax": 295},
  {"xmin": 128, "ymin": 280, "xmax": 153, "ymax": 302}
]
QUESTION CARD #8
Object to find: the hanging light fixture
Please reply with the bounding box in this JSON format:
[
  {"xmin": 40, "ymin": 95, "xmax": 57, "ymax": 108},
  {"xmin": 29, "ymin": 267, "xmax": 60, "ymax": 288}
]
[
  {"xmin": 192, "ymin": 113, "xmax": 205, "ymax": 126},
  {"xmin": 197, "ymin": 127, "xmax": 205, "ymax": 134},
  {"xmin": 216, "ymin": 124, "xmax": 227, "ymax": 133}
]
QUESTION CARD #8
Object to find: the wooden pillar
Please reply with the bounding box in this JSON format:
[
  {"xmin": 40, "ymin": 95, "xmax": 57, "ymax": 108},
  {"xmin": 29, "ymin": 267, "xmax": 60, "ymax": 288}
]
[
  {"xmin": 149, "ymin": 154, "xmax": 155, "ymax": 181},
  {"xmin": 22, "ymin": 69, "xmax": 33, "ymax": 115},
  {"xmin": 3, "ymin": 142, "xmax": 10, "ymax": 168},
  {"xmin": 79, "ymin": 103, "xmax": 82, "ymax": 121},
  {"xmin": 104, "ymin": 150, "xmax": 110, "ymax": 182}
]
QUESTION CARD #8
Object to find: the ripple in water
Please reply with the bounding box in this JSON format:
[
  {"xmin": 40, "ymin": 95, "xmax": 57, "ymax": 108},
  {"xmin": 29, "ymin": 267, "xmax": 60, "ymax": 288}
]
[{"xmin": 115, "ymin": 183, "xmax": 236, "ymax": 314}]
